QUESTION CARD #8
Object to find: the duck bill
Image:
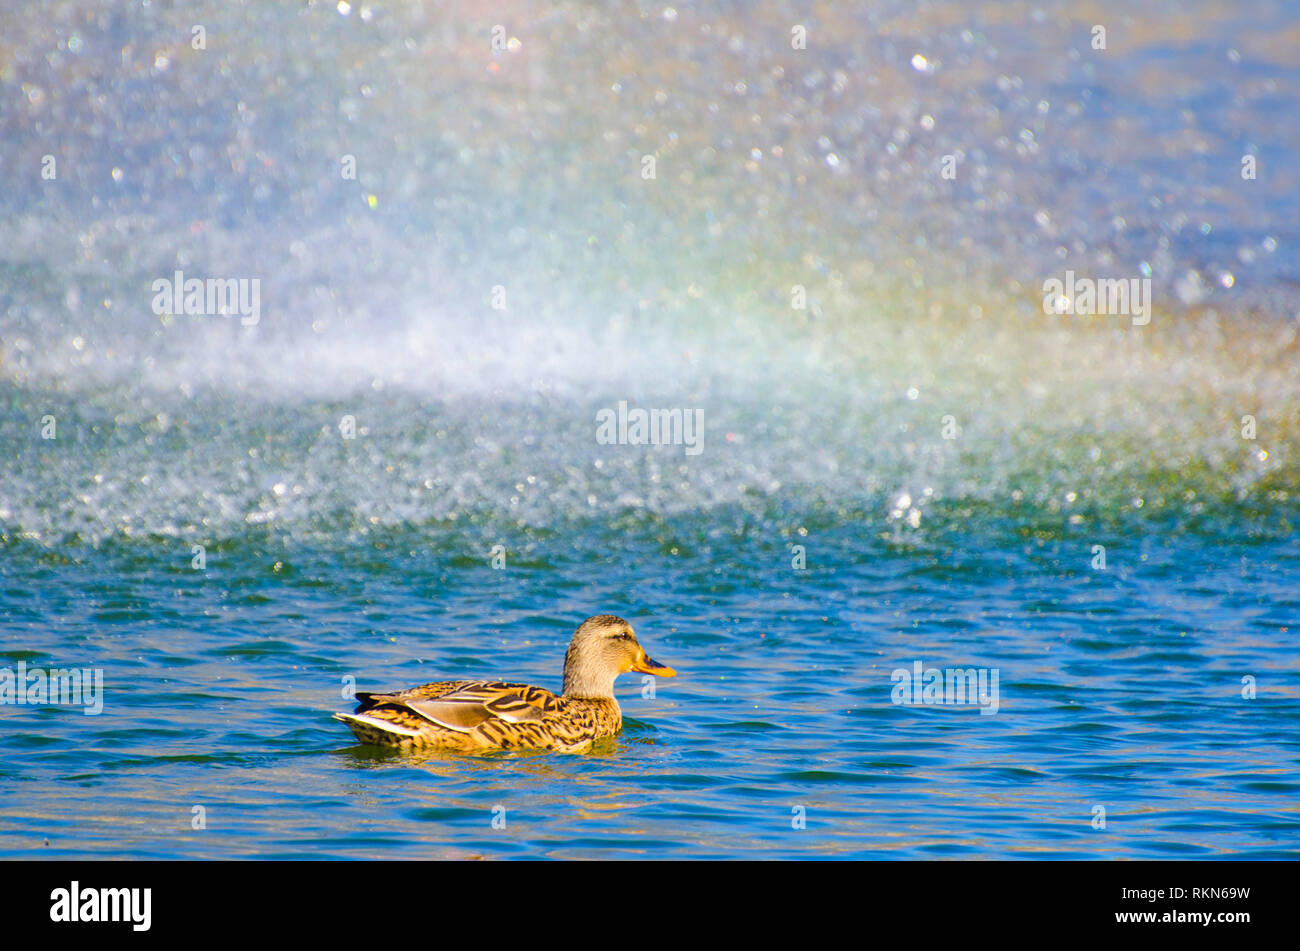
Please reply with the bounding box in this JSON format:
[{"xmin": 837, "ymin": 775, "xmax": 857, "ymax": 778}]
[{"xmin": 631, "ymin": 654, "xmax": 676, "ymax": 677}]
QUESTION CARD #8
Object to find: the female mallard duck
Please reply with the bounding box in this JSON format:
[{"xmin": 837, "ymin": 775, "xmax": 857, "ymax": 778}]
[{"xmin": 335, "ymin": 615, "xmax": 675, "ymax": 752}]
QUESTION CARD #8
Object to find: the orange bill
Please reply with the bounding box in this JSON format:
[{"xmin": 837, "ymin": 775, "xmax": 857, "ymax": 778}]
[{"xmin": 631, "ymin": 653, "xmax": 676, "ymax": 677}]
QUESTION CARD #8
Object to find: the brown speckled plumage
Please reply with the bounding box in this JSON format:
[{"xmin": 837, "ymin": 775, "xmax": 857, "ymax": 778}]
[{"xmin": 335, "ymin": 615, "xmax": 675, "ymax": 753}]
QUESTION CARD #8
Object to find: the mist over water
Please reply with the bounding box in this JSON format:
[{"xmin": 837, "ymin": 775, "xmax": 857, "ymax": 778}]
[
  {"xmin": 1, "ymin": 1, "xmax": 1297, "ymax": 859},
  {"xmin": 3, "ymin": 0, "xmax": 1297, "ymax": 544}
]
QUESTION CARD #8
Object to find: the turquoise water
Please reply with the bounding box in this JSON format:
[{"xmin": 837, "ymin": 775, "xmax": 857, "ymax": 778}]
[{"xmin": 2, "ymin": 0, "xmax": 1299, "ymax": 858}]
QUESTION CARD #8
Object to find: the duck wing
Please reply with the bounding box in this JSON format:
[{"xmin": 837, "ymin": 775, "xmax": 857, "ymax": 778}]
[{"xmin": 360, "ymin": 681, "xmax": 561, "ymax": 734}]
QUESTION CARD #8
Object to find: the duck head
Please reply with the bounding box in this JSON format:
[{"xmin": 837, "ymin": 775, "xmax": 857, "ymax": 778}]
[{"xmin": 561, "ymin": 614, "xmax": 676, "ymax": 699}]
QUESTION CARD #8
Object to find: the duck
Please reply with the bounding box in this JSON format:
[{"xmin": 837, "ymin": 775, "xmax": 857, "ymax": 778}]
[{"xmin": 335, "ymin": 615, "xmax": 676, "ymax": 752}]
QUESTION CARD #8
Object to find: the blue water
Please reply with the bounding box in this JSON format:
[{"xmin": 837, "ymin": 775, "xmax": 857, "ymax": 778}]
[{"xmin": 2, "ymin": 0, "xmax": 1298, "ymax": 858}]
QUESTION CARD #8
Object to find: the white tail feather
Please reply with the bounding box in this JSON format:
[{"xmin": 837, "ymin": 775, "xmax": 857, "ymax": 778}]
[{"xmin": 334, "ymin": 712, "xmax": 422, "ymax": 738}]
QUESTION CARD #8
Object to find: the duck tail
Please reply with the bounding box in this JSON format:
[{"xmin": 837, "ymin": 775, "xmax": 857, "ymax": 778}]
[{"xmin": 334, "ymin": 711, "xmax": 421, "ymax": 746}]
